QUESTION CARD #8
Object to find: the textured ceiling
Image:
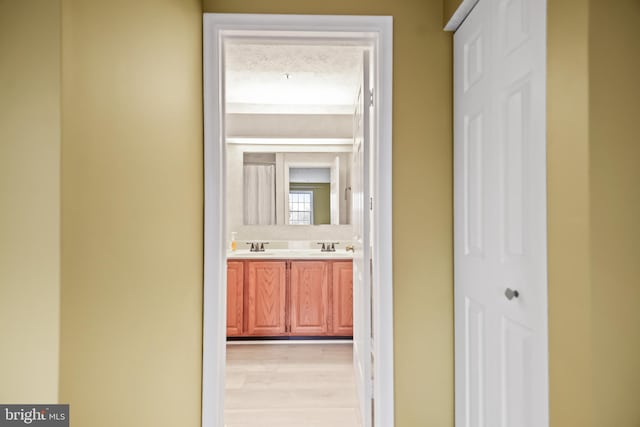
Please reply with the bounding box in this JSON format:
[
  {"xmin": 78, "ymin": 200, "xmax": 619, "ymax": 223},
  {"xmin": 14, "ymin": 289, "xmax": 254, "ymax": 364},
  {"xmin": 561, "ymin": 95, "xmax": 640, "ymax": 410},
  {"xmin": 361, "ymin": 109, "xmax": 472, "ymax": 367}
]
[{"xmin": 225, "ymin": 43, "xmax": 364, "ymax": 114}]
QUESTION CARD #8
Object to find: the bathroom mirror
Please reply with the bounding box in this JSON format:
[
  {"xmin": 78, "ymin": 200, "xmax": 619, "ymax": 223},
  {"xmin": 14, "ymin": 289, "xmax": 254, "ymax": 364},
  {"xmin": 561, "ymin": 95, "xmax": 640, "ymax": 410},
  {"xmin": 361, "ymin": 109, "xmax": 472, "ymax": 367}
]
[
  {"xmin": 225, "ymin": 143, "xmax": 352, "ymax": 231},
  {"xmin": 231, "ymin": 150, "xmax": 352, "ymax": 226}
]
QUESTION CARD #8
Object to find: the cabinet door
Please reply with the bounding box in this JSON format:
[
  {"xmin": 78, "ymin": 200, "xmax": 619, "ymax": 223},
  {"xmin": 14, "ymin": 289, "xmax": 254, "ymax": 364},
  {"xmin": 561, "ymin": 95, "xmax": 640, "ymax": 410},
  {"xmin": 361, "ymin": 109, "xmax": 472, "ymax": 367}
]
[
  {"xmin": 332, "ymin": 261, "xmax": 353, "ymax": 336},
  {"xmin": 246, "ymin": 261, "xmax": 287, "ymax": 336},
  {"xmin": 290, "ymin": 261, "xmax": 329, "ymax": 336},
  {"xmin": 226, "ymin": 261, "xmax": 244, "ymax": 337}
]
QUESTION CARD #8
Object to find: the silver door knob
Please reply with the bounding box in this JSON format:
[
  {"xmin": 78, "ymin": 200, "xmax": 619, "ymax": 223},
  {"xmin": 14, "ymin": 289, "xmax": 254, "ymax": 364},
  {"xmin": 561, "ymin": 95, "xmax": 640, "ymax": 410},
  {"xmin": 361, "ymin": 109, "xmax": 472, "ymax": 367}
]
[{"xmin": 505, "ymin": 288, "xmax": 520, "ymax": 300}]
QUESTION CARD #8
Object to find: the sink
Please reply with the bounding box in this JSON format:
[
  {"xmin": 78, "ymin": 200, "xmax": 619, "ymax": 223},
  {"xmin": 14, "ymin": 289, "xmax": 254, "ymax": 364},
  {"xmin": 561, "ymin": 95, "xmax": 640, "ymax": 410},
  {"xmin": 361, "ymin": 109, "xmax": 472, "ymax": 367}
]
[{"xmin": 227, "ymin": 248, "xmax": 352, "ymax": 259}]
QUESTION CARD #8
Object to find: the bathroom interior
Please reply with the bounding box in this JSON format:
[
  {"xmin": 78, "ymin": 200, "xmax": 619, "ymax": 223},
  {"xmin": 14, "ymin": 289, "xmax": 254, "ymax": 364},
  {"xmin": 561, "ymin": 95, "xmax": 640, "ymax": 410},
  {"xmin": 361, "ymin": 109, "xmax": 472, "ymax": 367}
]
[{"xmin": 223, "ymin": 41, "xmax": 367, "ymax": 426}]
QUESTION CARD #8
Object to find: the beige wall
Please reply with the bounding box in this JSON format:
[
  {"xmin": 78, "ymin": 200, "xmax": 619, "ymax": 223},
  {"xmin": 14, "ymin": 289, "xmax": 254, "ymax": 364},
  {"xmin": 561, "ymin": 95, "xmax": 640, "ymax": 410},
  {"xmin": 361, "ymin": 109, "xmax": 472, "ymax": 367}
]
[
  {"xmin": 204, "ymin": 1, "xmax": 454, "ymax": 426},
  {"xmin": 589, "ymin": 1, "xmax": 640, "ymax": 426},
  {"xmin": 546, "ymin": 1, "xmax": 595, "ymax": 426},
  {"xmin": 0, "ymin": 0, "xmax": 61, "ymax": 403},
  {"xmin": 11, "ymin": 0, "xmax": 637, "ymax": 426},
  {"xmin": 58, "ymin": 0, "xmax": 203, "ymax": 426},
  {"xmin": 547, "ymin": 1, "xmax": 640, "ymax": 426}
]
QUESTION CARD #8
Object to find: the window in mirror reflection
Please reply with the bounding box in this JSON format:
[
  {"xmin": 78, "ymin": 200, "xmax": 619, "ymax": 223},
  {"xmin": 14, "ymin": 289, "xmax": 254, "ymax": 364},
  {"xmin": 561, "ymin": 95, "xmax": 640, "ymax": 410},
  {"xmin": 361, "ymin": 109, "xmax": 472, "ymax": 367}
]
[
  {"xmin": 288, "ymin": 191, "xmax": 313, "ymax": 225},
  {"xmin": 289, "ymin": 167, "xmax": 331, "ymax": 225}
]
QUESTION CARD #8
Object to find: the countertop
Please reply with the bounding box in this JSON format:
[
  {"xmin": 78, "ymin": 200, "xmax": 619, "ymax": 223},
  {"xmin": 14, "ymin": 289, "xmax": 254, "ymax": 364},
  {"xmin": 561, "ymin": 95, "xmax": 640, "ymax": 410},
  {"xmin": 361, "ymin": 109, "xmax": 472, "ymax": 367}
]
[{"xmin": 227, "ymin": 248, "xmax": 354, "ymax": 260}]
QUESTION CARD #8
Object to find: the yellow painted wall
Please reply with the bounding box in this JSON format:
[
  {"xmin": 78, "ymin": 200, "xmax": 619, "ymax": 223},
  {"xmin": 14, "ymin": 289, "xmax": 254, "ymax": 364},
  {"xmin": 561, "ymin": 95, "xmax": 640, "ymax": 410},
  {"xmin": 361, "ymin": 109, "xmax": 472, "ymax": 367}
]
[
  {"xmin": 53, "ymin": 0, "xmax": 640, "ymax": 425},
  {"xmin": 547, "ymin": 1, "xmax": 640, "ymax": 425},
  {"xmin": 589, "ymin": 1, "xmax": 640, "ymax": 426},
  {"xmin": 58, "ymin": 0, "xmax": 203, "ymax": 426},
  {"xmin": 5, "ymin": 0, "xmax": 637, "ymax": 425},
  {"xmin": 0, "ymin": 0, "xmax": 61, "ymax": 403},
  {"xmin": 202, "ymin": 1, "xmax": 454, "ymax": 426},
  {"xmin": 546, "ymin": 1, "xmax": 595, "ymax": 426}
]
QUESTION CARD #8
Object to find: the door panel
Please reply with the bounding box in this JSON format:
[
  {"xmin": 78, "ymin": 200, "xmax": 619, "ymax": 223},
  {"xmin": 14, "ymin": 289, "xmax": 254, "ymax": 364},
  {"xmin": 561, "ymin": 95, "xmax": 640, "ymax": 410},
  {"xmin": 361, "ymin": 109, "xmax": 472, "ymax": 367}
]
[
  {"xmin": 465, "ymin": 297, "xmax": 486, "ymax": 427},
  {"xmin": 500, "ymin": 0, "xmax": 531, "ymax": 55},
  {"xmin": 332, "ymin": 261, "xmax": 354, "ymax": 336},
  {"xmin": 501, "ymin": 78, "xmax": 530, "ymax": 259},
  {"xmin": 500, "ymin": 317, "xmax": 533, "ymax": 427},
  {"xmin": 454, "ymin": 0, "xmax": 548, "ymax": 426},
  {"xmin": 464, "ymin": 111, "xmax": 486, "ymax": 257},
  {"xmin": 463, "ymin": 30, "xmax": 486, "ymax": 93},
  {"xmin": 289, "ymin": 261, "xmax": 329, "ymax": 336},
  {"xmin": 246, "ymin": 261, "xmax": 287, "ymax": 336},
  {"xmin": 352, "ymin": 50, "xmax": 372, "ymax": 427},
  {"xmin": 226, "ymin": 261, "xmax": 244, "ymax": 336},
  {"xmin": 455, "ymin": 2, "xmax": 493, "ymax": 424}
]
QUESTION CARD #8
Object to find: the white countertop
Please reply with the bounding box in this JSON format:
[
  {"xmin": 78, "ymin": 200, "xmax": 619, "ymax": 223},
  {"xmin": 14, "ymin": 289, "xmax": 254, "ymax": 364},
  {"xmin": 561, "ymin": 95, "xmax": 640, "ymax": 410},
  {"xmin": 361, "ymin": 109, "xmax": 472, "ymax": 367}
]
[{"xmin": 227, "ymin": 248, "xmax": 353, "ymax": 260}]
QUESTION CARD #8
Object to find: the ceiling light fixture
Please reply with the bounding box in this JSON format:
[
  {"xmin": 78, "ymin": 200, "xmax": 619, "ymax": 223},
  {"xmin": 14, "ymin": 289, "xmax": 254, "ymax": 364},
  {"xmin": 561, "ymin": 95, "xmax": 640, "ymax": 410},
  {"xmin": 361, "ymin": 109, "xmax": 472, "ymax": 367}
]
[{"xmin": 283, "ymin": 73, "xmax": 292, "ymax": 80}]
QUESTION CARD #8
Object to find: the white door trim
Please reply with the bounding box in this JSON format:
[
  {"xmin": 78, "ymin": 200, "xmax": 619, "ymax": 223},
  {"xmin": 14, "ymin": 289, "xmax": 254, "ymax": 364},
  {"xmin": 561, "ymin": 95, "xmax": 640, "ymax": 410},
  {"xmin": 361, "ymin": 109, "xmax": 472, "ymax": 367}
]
[
  {"xmin": 202, "ymin": 13, "xmax": 394, "ymax": 427},
  {"xmin": 444, "ymin": 0, "xmax": 479, "ymax": 31}
]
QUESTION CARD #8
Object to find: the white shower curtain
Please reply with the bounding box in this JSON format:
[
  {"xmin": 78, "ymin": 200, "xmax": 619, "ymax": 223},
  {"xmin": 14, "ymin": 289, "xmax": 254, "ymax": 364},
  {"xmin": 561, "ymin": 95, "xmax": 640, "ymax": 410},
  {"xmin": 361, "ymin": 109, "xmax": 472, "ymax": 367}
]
[{"xmin": 243, "ymin": 164, "xmax": 276, "ymax": 225}]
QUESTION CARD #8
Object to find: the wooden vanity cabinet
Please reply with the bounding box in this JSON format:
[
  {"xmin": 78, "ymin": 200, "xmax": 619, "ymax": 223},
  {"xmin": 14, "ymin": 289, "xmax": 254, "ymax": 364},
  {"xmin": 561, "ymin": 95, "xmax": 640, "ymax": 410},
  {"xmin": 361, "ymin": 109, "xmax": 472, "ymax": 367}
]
[
  {"xmin": 226, "ymin": 261, "xmax": 244, "ymax": 336},
  {"xmin": 331, "ymin": 261, "xmax": 354, "ymax": 336},
  {"xmin": 226, "ymin": 259, "xmax": 352, "ymax": 338},
  {"xmin": 246, "ymin": 261, "xmax": 287, "ymax": 336},
  {"xmin": 289, "ymin": 261, "xmax": 330, "ymax": 336}
]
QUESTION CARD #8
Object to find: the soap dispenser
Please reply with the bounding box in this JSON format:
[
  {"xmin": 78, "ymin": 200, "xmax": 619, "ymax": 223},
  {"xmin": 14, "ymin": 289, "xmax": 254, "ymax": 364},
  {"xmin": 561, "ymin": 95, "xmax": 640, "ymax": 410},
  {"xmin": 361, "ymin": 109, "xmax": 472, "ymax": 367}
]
[{"xmin": 231, "ymin": 232, "xmax": 237, "ymax": 252}]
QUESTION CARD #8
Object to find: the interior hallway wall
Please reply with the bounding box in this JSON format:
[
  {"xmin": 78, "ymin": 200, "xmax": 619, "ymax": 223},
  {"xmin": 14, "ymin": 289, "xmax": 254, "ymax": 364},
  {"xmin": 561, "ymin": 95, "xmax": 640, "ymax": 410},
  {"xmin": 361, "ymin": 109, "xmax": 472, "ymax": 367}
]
[
  {"xmin": 547, "ymin": 1, "xmax": 594, "ymax": 426},
  {"xmin": 58, "ymin": 0, "xmax": 203, "ymax": 426},
  {"xmin": 204, "ymin": 1, "xmax": 454, "ymax": 426},
  {"xmin": 0, "ymin": 0, "xmax": 61, "ymax": 404},
  {"xmin": 589, "ymin": 1, "xmax": 640, "ymax": 425}
]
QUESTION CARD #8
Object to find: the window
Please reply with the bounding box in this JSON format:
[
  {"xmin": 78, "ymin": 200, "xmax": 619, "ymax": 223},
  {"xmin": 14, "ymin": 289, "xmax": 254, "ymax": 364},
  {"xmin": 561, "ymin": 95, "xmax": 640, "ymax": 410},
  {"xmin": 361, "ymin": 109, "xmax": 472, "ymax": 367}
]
[{"xmin": 288, "ymin": 191, "xmax": 313, "ymax": 225}]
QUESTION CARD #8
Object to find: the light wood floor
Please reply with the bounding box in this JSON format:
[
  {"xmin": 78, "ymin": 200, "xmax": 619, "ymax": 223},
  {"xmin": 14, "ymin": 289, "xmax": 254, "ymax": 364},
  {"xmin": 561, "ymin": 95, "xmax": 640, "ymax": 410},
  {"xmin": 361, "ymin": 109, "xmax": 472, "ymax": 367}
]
[{"xmin": 225, "ymin": 343, "xmax": 361, "ymax": 427}]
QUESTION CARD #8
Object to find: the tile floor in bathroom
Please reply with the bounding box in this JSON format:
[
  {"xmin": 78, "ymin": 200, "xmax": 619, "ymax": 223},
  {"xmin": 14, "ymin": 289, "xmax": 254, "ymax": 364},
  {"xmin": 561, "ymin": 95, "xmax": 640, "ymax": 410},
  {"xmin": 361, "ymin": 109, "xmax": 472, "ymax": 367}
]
[{"xmin": 225, "ymin": 343, "xmax": 361, "ymax": 427}]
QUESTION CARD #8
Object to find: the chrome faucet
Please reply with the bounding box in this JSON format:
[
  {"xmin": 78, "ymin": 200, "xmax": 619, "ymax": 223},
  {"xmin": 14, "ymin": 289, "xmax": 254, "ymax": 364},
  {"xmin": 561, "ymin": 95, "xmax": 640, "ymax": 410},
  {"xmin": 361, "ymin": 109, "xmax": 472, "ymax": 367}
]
[
  {"xmin": 247, "ymin": 242, "xmax": 269, "ymax": 252},
  {"xmin": 317, "ymin": 242, "xmax": 339, "ymax": 252}
]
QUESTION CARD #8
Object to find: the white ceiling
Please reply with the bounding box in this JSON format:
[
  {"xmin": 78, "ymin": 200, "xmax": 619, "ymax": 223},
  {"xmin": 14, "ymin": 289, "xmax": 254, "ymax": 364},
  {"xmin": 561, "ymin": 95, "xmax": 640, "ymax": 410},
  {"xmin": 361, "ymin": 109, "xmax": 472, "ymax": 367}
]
[{"xmin": 225, "ymin": 43, "xmax": 364, "ymax": 115}]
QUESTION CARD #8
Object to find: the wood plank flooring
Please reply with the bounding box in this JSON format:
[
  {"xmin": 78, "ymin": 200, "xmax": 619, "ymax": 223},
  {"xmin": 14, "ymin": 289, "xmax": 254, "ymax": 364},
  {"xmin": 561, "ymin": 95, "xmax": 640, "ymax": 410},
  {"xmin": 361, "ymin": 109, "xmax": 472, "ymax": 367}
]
[{"xmin": 225, "ymin": 343, "xmax": 361, "ymax": 427}]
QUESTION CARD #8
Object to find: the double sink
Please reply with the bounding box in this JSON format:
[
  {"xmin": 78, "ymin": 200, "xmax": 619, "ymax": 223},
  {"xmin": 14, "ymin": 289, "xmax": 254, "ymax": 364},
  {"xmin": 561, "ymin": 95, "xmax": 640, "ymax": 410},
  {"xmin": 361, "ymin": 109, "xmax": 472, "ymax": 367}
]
[{"xmin": 227, "ymin": 245, "xmax": 354, "ymax": 260}]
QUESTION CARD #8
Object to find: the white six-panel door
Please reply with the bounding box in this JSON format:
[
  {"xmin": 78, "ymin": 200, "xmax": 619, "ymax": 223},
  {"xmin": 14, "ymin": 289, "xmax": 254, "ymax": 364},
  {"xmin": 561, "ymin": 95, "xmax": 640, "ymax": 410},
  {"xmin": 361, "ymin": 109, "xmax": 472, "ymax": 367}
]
[
  {"xmin": 352, "ymin": 50, "xmax": 373, "ymax": 427},
  {"xmin": 454, "ymin": 0, "xmax": 548, "ymax": 426}
]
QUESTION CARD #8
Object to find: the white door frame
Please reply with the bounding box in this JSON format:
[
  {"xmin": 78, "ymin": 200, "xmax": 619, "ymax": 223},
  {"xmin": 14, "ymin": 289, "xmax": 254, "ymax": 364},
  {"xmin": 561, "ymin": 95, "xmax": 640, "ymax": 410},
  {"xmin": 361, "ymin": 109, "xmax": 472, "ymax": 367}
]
[{"xmin": 202, "ymin": 13, "xmax": 394, "ymax": 427}]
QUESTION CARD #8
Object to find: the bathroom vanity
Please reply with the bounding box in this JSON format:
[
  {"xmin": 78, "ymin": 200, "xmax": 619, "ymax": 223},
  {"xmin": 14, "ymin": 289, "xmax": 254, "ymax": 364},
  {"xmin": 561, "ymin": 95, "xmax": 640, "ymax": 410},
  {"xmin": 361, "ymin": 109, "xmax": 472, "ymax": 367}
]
[{"xmin": 226, "ymin": 250, "xmax": 353, "ymax": 339}]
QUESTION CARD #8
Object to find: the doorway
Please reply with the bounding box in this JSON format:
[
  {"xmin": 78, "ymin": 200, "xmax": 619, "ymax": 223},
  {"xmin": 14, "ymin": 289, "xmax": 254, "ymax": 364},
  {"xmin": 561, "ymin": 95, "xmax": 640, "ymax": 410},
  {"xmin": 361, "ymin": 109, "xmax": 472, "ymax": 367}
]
[{"xmin": 202, "ymin": 14, "xmax": 394, "ymax": 427}]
